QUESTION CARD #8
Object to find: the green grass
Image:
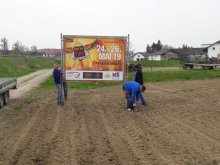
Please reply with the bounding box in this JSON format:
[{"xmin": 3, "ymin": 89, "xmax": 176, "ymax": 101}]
[
  {"xmin": 42, "ymin": 69, "xmax": 220, "ymax": 90},
  {"xmin": 131, "ymin": 60, "xmax": 180, "ymax": 67},
  {"xmin": 40, "ymin": 76, "xmax": 121, "ymax": 90},
  {"xmin": 128, "ymin": 70, "xmax": 220, "ymax": 83},
  {"xmin": 0, "ymin": 57, "xmax": 59, "ymax": 77},
  {"xmin": 2, "ymin": 57, "xmax": 219, "ymax": 90}
]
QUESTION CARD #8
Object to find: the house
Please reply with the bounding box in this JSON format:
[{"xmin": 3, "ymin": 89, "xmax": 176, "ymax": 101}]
[
  {"xmin": 147, "ymin": 50, "xmax": 179, "ymax": 61},
  {"xmin": 206, "ymin": 40, "xmax": 220, "ymax": 59},
  {"xmin": 172, "ymin": 48, "xmax": 207, "ymax": 63},
  {"xmin": 38, "ymin": 49, "xmax": 61, "ymax": 58},
  {"xmin": 132, "ymin": 52, "xmax": 149, "ymax": 61}
]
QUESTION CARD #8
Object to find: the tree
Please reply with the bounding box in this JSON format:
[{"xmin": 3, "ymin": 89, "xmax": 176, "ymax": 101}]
[
  {"xmin": 182, "ymin": 44, "xmax": 194, "ymax": 49},
  {"xmin": 152, "ymin": 42, "xmax": 157, "ymax": 52},
  {"xmin": 182, "ymin": 44, "xmax": 190, "ymax": 49},
  {"xmin": 146, "ymin": 40, "xmax": 163, "ymax": 53},
  {"xmin": 0, "ymin": 37, "xmax": 9, "ymax": 55},
  {"xmin": 162, "ymin": 44, "xmax": 174, "ymax": 51},
  {"xmin": 30, "ymin": 45, "xmax": 38, "ymax": 55},
  {"xmin": 11, "ymin": 41, "xmax": 23, "ymax": 55},
  {"xmin": 146, "ymin": 44, "xmax": 152, "ymax": 53},
  {"xmin": 157, "ymin": 40, "xmax": 163, "ymax": 51}
]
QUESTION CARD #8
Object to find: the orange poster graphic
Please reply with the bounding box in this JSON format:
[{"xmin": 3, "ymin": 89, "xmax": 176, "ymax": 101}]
[{"xmin": 63, "ymin": 35, "xmax": 127, "ymax": 81}]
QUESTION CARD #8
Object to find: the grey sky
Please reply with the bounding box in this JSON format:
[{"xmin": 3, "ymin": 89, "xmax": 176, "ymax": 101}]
[{"xmin": 0, "ymin": 0, "xmax": 219, "ymax": 51}]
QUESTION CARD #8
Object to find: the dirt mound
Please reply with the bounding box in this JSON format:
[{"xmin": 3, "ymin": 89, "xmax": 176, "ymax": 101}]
[{"xmin": 0, "ymin": 79, "xmax": 220, "ymax": 164}]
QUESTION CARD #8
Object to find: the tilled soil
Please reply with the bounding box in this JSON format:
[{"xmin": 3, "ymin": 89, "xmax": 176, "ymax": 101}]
[{"xmin": 0, "ymin": 79, "xmax": 220, "ymax": 165}]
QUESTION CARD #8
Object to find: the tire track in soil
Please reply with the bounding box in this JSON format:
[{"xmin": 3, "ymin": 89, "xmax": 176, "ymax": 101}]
[
  {"xmin": 133, "ymin": 111, "xmax": 203, "ymax": 164},
  {"xmin": 1, "ymin": 95, "xmax": 56, "ymax": 165},
  {"xmin": 73, "ymin": 92, "xmax": 120, "ymax": 165},
  {"xmin": 138, "ymin": 107, "xmax": 220, "ymax": 165},
  {"xmin": 44, "ymin": 91, "xmax": 121, "ymax": 165},
  {"xmin": 164, "ymin": 122, "xmax": 220, "ymax": 164},
  {"xmin": 44, "ymin": 104, "xmax": 81, "ymax": 165},
  {"xmin": 1, "ymin": 78, "xmax": 220, "ymax": 164},
  {"xmin": 94, "ymin": 100, "xmax": 138, "ymax": 164},
  {"xmin": 130, "ymin": 89, "xmax": 198, "ymax": 164},
  {"xmin": 18, "ymin": 110, "xmax": 57, "ymax": 165},
  {"xmin": 177, "ymin": 120, "xmax": 220, "ymax": 147},
  {"xmin": 61, "ymin": 103, "xmax": 81, "ymax": 165},
  {"xmin": 42, "ymin": 111, "xmax": 65, "ymax": 165},
  {"xmin": 100, "ymin": 90, "xmax": 175, "ymax": 165},
  {"xmin": 124, "ymin": 114, "xmax": 176, "ymax": 165},
  {"xmin": 103, "ymin": 111, "xmax": 163, "ymax": 165},
  {"xmin": 20, "ymin": 107, "xmax": 57, "ymax": 164},
  {"xmin": 19, "ymin": 91, "xmax": 64, "ymax": 165},
  {"xmin": 68, "ymin": 105, "xmax": 80, "ymax": 165},
  {"xmin": 138, "ymin": 81, "xmax": 220, "ymax": 164},
  {"xmin": 163, "ymin": 111, "xmax": 220, "ymax": 143},
  {"xmin": 3, "ymin": 110, "xmax": 39, "ymax": 165}
]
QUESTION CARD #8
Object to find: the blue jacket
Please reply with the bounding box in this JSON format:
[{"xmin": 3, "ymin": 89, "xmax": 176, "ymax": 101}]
[
  {"xmin": 53, "ymin": 69, "xmax": 62, "ymax": 84},
  {"xmin": 123, "ymin": 81, "xmax": 147, "ymax": 107}
]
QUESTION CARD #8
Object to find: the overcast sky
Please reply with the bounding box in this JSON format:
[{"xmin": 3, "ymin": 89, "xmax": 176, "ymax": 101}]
[{"xmin": 0, "ymin": 0, "xmax": 219, "ymax": 51}]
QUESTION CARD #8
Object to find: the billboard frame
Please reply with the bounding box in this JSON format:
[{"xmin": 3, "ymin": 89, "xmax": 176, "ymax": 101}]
[{"xmin": 62, "ymin": 35, "xmax": 128, "ymax": 83}]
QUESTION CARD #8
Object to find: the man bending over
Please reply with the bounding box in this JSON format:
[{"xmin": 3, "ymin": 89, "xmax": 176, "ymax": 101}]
[{"xmin": 122, "ymin": 81, "xmax": 148, "ymax": 111}]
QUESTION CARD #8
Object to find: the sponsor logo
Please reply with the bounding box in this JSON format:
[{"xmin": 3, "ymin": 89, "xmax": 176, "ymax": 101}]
[
  {"xmin": 66, "ymin": 72, "xmax": 80, "ymax": 79},
  {"xmin": 112, "ymin": 72, "xmax": 120, "ymax": 80},
  {"xmin": 73, "ymin": 72, "xmax": 80, "ymax": 78},
  {"xmin": 104, "ymin": 73, "xmax": 111, "ymax": 79},
  {"xmin": 112, "ymin": 72, "xmax": 120, "ymax": 78}
]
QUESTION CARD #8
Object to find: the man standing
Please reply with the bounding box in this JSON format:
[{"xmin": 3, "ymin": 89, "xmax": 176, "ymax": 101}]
[
  {"xmin": 134, "ymin": 65, "xmax": 143, "ymax": 85},
  {"xmin": 53, "ymin": 64, "xmax": 62, "ymax": 106},
  {"xmin": 122, "ymin": 81, "xmax": 147, "ymax": 111}
]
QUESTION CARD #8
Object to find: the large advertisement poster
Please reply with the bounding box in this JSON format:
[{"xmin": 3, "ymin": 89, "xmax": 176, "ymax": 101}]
[{"xmin": 63, "ymin": 35, "xmax": 127, "ymax": 81}]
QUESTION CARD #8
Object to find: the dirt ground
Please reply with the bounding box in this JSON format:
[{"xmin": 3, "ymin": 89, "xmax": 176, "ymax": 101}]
[
  {"xmin": 0, "ymin": 79, "xmax": 220, "ymax": 165},
  {"xmin": 142, "ymin": 67, "xmax": 180, "ymax": 72},
  {"xmin": 10, "ymin": 69, "xmax": 52, "ymax": 99}
]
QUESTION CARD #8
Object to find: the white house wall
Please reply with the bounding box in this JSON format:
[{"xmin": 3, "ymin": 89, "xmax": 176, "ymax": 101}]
[
  {"xmin": 133, "ymin": 53, "xmax": 145, "ymax": 61},
  {"xmin": 208, "ymin": 43, "xmax": 220, "ymax": 58},
  {"xmin": 148, "ymin": 55, "xmax": 161, "ymax": 61}
]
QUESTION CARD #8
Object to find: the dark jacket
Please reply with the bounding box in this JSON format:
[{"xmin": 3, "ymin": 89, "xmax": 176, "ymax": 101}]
[
  {"xmin": 135, "ymin": 69, "xmax": 143, "ymax": 85},
  {"xmin": 53, "ymin": 69, "xmax": 61, "ymax": 84}
]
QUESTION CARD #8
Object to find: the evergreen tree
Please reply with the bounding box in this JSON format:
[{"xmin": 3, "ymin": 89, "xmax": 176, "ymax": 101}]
[
  {"xmin": 146, "ymin": 40, "xmax": 163, "ymax": 53},
  {"xmin": 146, "ymin": 44, "xmax": 152, "ymax": 53}
]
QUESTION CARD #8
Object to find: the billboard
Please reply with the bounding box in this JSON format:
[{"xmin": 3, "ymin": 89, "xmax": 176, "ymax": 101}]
[{"xmin": 63, "ymin": 35, "xmax": 127, "ymax": 81}]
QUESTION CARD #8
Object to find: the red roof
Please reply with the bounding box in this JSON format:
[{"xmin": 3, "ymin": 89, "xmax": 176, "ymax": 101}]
[{"xmin": 38, "ymin": 48, "xmax": 61, "ymax": 56}]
